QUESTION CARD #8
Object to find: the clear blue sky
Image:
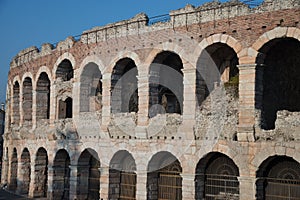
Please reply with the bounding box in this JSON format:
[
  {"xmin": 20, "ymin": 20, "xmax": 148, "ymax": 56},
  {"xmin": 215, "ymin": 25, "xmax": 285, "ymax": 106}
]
[{"xmin": 0, "ymin": 0, "xmax": 262, "ymax": 105}]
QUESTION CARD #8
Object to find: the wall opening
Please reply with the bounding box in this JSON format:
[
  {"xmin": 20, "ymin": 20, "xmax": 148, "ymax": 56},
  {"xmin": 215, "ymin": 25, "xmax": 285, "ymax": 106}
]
[
  {"xmin": 36, "ymin": 72, "xmax": 50, "ymax": 120},
  {"xmin": 53, "ymin": 149, "xmax": 70, "ymax": 200},
  {"xmin": 19, "ymin": 148, "xmax": 31, "ymax": 195},
  {"xmin": 80, "ymin": 63, "xmax": 102, "ymax": 112},
  {"xmin": 9, "ymin": 148, "xmax": 18, "ymax": 191},
  {"xmin": 58, "ymin": 97, "xmax": 72, "ymax": 119},
  {"xmin": 196, "ymin": 43, "xmax": 239, "ymax": 106},
  {"xmin": 77, "ymin": 149, "xmax": 100, "ymax": 200},
  {"xmin": 111, "ymin": 58, "xmax": 138, "ymax": 113},
  {"xmin": 33, "ymin": 147, "xmax": 48, "ymax": 198},
  {"xmin": 22, "ymin": 77, "xmax": 33, "ymax": 122},
  {"xmin": 149, "ymin": 51, "xmax": 183, "ymax": 117},
  {"xmin": 147, "ymin": 151, "xmax": 182, "ymax": 200},
  {"xmin": 12, "ymin": 82, "xmax": 20, "ymax": 124},
  {"xmin": 256, "ymin": 38, "xmax": 300, "ymax": 130},
  {"xmin": 256, "ymin": 156, "xmax": 300, "ymax": 200},
  {"xmin": 195, "ymin": 152, "xmax": 239, "ymax": 200},
  {"xmin": 56, "ymin": 59, "xmax": 73, "ymax": 81},
  {"xmin": 109, "ymin": 150, "xmax": 137, "ymax": 200}
]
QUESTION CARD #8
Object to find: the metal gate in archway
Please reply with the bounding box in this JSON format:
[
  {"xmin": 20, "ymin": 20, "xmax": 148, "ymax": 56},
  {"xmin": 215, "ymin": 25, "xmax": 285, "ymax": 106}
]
[
  {"xmin": 119, "ymin": 172, "xmax": 136, "ymax": 200},
  {"xmin": 158, "ymin": 171, "xmax": 182, "ymax": 200},
  {"xmin": 265, "ymin": 177, "xmax": 300, "ymax": 199}
]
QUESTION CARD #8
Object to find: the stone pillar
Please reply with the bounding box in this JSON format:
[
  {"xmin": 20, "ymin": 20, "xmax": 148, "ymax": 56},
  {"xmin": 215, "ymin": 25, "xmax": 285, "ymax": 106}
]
[
  {"xmin": 28, "ymin": 163, "xmax": 36, "ymax": 198},
  {"xmin": 182, "ymin": 173, "xmax": 195, "ymax": 200},
  {"xmin": 49, "ymin": 84, "xmax": 56, "ymax": 125},
  {"xmin": 237, "ymin": 64, "xmax": 256, "ymax": 142},
  {"xmin": 99, "ymin": 166, "xmax": 109, "ymax": 200},
  {"xmin": 136, "ymin": 171, "xmax": 147, "ymax": 200},
  {"xmin": 101, "ymin": 73, "xmax": 111, "ymax": 138},
  {"xmin": 1, "ymin": 146, "xmax": 9, "ymax": 185},
  {"xmin": 47, "ymin": 164, "xmax": 54, "ymax": 200},
  {"xmin": 69, "ymin": 165, "xmax": 78, "ymax": 200},
  {"xmin": 72, "ymin": 82, "xmax": 80, "ymax": 118},
  {"xmin": 238, "ymin": 176, "xmax": 256, "ymax": 200},
  {"xmin": 32, "ymin": 90, "xmax": 37, "ymax": 129},
  {"xmin": 136, "ymin": 73, "xmax": 149, "ymax": 138},
  {"xmin": 180, "ymin": 67, "xmax": 197, "ymax": 140},
  {"xmin": 19, "ymin": 85, "xmax": 24, "ymax": 126},
  {"xmin": 16, "ymin": 162, "xmax": 23, "ymax": 194}
]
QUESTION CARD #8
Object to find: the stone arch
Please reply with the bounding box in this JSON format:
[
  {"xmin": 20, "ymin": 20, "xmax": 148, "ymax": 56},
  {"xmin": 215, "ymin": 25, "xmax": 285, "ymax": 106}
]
[
  {"xmin": 8, "ymin": 147, "xmax": 18, "ymax": 191},
  {"xmin": 148, "ymin": 50, "xmax": 184, "ymax": 117},
  {"xmin": 33, "ymin": 147, "xmax": 48, "ymax": 198},
  {"xmin": 195, "ymin": 152, "xmax": 240, "ymax": 200},
  {"xmin": 35, "ymin": 66, "xmax": 53, "ymax": 85},
  {"xmin": 109, "ymin": 150, "xmax": 137, "ymax": 200},
  {"xmin": 256, "ymin": 155, "xmax": 300, "ymax": 200},
  {"xmin": 19, "ymin": 148, "xmax": 31, "ymax": 195},
  {"xmin": 53, "ymin": 149, "xmax": 70, "ymax": 200},
  {"xmin": 110, "ymin": 57, "xmax": 139, "ymax": 113},
  {"xmin": 76, "ymin": 148, "xmax": 100, "ymax": 200},
  {"xmin": 79, "ymin": 62, "xmax": 103, "ymax": 112},
  {"xmin": 196, "ymin": 35, "xmax": 240, "ymax": 107},
  {"xmin": 53, "ymin": 52, "xmax": 76, "ymax": 80},
  {"xmin": 36, "ymin": 72, "xmax": 51, "ymax": 120},
  {"xmin": 254, "ymin": 35, "xmax": 300, "ymax": 130},
  {"xmin": 22, "ymin": 76, "xmax": 33, "ymax": 122},
  {"xmin": 147, "ymin": 151, "xmax": 182, "ymax": 200}
]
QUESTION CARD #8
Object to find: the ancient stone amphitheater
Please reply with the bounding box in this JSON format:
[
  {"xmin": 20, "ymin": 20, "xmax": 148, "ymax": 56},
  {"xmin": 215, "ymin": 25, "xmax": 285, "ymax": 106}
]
[{"xmin": 1, "ymin": 0, "xmax": 300, "ymax": 199}]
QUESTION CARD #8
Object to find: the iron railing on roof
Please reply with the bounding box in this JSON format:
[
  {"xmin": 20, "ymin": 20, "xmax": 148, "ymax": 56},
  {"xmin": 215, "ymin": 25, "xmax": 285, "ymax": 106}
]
[{"xmin": 148, "ymin": 14, "xmax": 171, "ymax": 25}]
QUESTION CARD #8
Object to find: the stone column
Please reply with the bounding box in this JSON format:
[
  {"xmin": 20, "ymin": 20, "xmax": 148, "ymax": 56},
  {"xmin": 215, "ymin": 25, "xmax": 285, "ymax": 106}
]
[
  {"xmin": 49, "ymin": 84, "xmax": 56, "ymax": 125},
  {"xmin": 47, "ymin": 164, "xmax": 54, "ymax": 200},
  {"xmin": 136, "ymin": 171, "xmax": 147, "ymax": 200},
  {"xmin": 19, "ymin": 85, "xmax": 24, "ymax": 126},
  {"xmin": 32, "ymin": 90, "xmax": 37, "ymax": 129},
  {"xmin": 28, "ymin": 163, "xmax": 36, "ymax": 198},
  {"xmin": 238, "ymin": 176, "xmax": 256, "ymax": 200},
  {"xmin": 69, "ymin": 165, "xmax": 78, "ymax": 200},
  {"xmin": 72, "ymin": 81, "xmax": 80, "ymax": 118},
  {"xmin": 237, "ymin": 64, "xmax": 256, "ymax": 142},
  {"xmin": 180, "ymin": 67, "xmax": 197, "ymax": 140},
  {"xmin": 16, "ymin": 162, "xmax": 23, "ymax": 194},
  {"xmin": 101, "ymin": 73, "xmax": 111, "ymax": 138},
  {"xmin": 136, "ymin": 73, "xmax": 149, "ymax": 138},
  {"xmin": 99, "ymin": 166, "xmax": 109, "ymax": 200},
  {"xmin": 181, "ymin": 173, "xmax": 195, "ymax": 200}
]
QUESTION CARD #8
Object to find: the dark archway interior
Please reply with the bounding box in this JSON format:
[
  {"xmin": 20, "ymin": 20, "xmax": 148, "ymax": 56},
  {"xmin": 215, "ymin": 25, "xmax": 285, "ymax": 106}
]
[
  {"xmin": 9, "ymin": 148, "xmax": 18, "ymax": 191},
  {"xmin": 149, "ymin": 51, "xmax": 183, "ymax": 117},
  {"xmin": 34, "ymin": 148, "xmax": 48, "ymax": 198},
  {"xmin": 258, "ymin": 38, "xmax": 300, "ymax": 130},
  {"xmin": 195, "ymin": 152, "xmax": 239, "ymax": 200},
  {"xmin": 196, "ymin": 43, "xmax": 239, "ymax": 106},
  {"xmin": 53, "ymin": 149, "xmax": 70, "ymax": 200},
  {"xmin": 58, "ymin": 97, "xmax": 73, "ymax": 119},
  {"xmin": 111, "ymin": 58, "xmax": 138, "ymax": 113},
  {"xmin": 36, "ymin": 73, "xmax": 50, "ymax": 120},
  {"xmin": 80, "ymin": 63, "xmax": 102, "ymax": 112},
  {"xmin": 13, "ymin": 82, "xmax": 20, "ymax": 124},
  {"xmin": 77, "ymin": 149, "xmax": 100, "ymax": 200},
  {"xmin": 256, "ymin": 156, "xmax": 300, "ymax": 200},
  {"xmin": 109, "ymin": 150, "xmax": 137, "ymax": 200},
  {"xmin": 56, "ymin": 59, "xmax": 73, "ymax": 81},
  {"xmin": 23, "ymin": 77, "xmax": 32, "ymax": 122},
  {"xmin": 147, "ymin": 152, "xmax": 182, "ymax": 200},
  {"xmin": 20, "ymin": 148, "xmax": 31, "ymax": 195}
]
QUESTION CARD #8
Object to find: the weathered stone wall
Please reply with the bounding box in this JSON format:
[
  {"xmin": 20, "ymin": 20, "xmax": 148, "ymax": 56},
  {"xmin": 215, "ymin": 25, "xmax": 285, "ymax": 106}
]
[{"xmin": 2, "ymin": 0, "xmax": 300, "ymax": 199}]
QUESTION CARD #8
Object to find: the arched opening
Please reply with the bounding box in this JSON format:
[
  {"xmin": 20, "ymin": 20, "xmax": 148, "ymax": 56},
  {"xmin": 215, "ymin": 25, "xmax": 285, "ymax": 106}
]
[
  {"xmin": 256, "ymin": 156, "xmax": 300, "ymax": 200},
  {"xmin": 109, "ymin": 150, "xmax": 137, "ymax": 200},
  {"xmin": 12, "ymin": 81, "xmax": 20, "ymax": 124},
  {"xmin": 22, "ymin": 77, "xmax": 33, "ymax": 122},
  {"xmin": 36, "ymin": 72, "xmax": 51, "ymax": 120},
  {"xmin": 77, "ymin": 149, "xmax": 100, "ymax": 200},
  {"xmin": 147, "ymin": 151, "xmax": 182, "ymax": 200},
  {"xmin": 33, "ymin": 147, "xmax": 48, "ymax": 198},
  {"xmin": 196, "ymin": 43, "xmax": 239, "ymax": 106},
  {"xmin": 80, "ymin": 63, "xmax": 102, "ymax": 112},
  {"xmin": 19, "ymin": 148, "xmax": 31, "ymax": 195},
  {"xmin": 9, "ymin": 148, "xmax": 18, "ymax": 191},
  {"xmin": 111, "ymin": 58, "xmax": 138, "ymax": 113},
  {"xmin": 149, "ymin": 51, "xmax": 183, "ymax": 117},
  {"xmin": 56, "ymin": 59, "xmax": 74, "ymax": 81},
  {"xmin": 195, "ymin": 152, "xmax": 239, "ymax": 200},
  {"xmin": 58, "ymin": 97, "xmax": 72, "ymax": 119},
  {"xmin": 53, "ymin": 149, "xmax": 70, "ymax": 200},
  {"xmin": 256, "ymin": 38, "xmax": 300, "ymax": 130}
]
